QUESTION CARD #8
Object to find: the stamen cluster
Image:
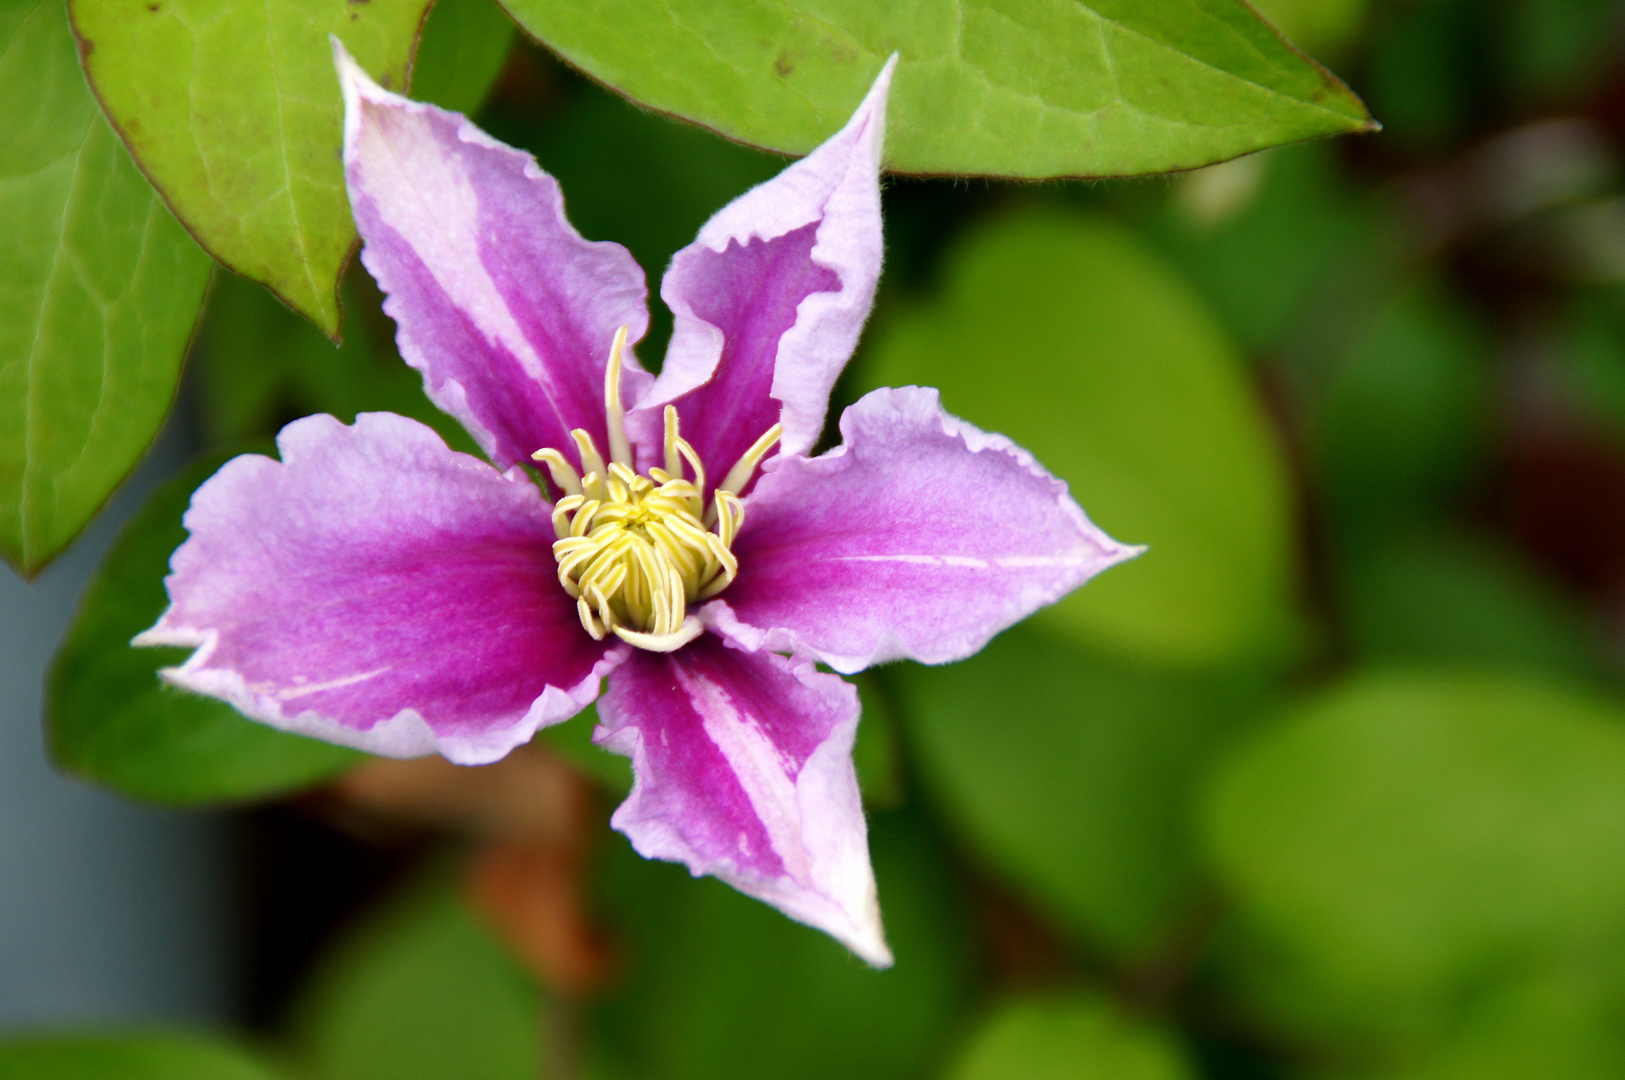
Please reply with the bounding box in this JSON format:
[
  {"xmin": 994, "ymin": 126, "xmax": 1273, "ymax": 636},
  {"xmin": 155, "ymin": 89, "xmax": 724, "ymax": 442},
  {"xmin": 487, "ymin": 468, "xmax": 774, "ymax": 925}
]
[{"xmin": 532, "ymin": 328, "xmax": 780, "ymax": 652}]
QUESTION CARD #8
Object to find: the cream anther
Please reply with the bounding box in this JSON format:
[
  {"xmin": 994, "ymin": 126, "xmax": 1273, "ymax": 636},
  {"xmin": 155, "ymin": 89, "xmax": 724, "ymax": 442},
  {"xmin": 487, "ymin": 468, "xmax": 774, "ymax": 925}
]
[
  {"xmin": 604, "ymin": 325, "xmax": 633, "ymax": 467},
  {"xmin": 532, "ymin": 355, "xmax": 779, "ymax": 651}
]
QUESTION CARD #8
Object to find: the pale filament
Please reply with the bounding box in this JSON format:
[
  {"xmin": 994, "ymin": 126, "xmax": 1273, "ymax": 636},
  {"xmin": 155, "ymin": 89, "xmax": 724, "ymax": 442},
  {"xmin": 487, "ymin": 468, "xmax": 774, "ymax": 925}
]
[{"xmin": 532, "ymin": 326, "xmax": 781, "ymax": 651}]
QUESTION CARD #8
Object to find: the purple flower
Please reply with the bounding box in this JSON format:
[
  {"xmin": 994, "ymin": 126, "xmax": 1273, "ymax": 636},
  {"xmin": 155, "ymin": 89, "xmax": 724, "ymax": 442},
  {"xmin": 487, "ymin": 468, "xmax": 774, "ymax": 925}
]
[{"xmin": 135, "ymin": 43, "xmax": 1139, "ymax": 966}]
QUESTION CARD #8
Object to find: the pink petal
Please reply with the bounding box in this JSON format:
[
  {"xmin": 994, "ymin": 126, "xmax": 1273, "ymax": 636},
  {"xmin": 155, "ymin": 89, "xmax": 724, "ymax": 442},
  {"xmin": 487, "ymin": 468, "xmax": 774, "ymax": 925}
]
[
  {"xmin": 705, "ymin": 387, "xmax": 1141, "ymax": 673},
  {"xmin": 136, "ymin": 412, "xmax": 623, "ymax": 765},
  {"xmin": 627, "ymin": 57, "xmax": 897, "ymax": 483},
  {"xmin": 335, "ymin": 41, "xmax": 651, "ymax": 472},
  {"xmin": 596, "ymin": 637, "xmax": 890, "ymax": 966}
]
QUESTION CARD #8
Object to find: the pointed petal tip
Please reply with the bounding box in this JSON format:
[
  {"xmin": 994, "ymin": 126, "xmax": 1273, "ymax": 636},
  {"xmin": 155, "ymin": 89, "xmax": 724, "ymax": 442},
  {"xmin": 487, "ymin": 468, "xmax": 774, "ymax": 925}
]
[
  {"xmin": 835, "ymin": 901, "xmax": 893, "ymax": 968},
  {"xmin": 856, "ymin": 936, "xmax": 895, "ymax": 970},
  {"xmin": 330, "ymin": 34, "xmax": 372, "ymax": 103},
  {"xmin": 875, "ymin": 51, "xmax": 900, "ymax": 94},
  {"xmin": 332, "ymin": 34, "xmax": 401, "ymax": 159},
  {"xmin": 848, "ymin": 52, "xmax": 898, "ymax": 155}
]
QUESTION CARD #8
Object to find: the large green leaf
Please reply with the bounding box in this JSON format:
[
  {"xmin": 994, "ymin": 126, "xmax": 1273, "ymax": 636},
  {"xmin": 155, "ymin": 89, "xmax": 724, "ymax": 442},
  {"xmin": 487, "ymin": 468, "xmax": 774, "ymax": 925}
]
[
  {"xmin": 857, "ymin": 206, "xmax": 1301, "ymax": 669},
  {"xmin": 590, "ymin": 810, "xmax": 973, "ymax": 1080},
  {"xmin": 498, "ymin": 0, "xmax": 1374, "ymax": 178},
  {"xmin": 290, "ymin": 877, "xmax": 540, "ymax": 1080},
  {"xmin": 47, "ymin": 451, "xmax": 364, "ymax": 806},
  {"xmin": 70, "ymin": 0, "xmax": 431, "ymax": 336},
  {"xmin": 945, "ymin": 993, "xmax": 1194, "ymax": 1080},
  {"xmin": 894, "ymin": 624, "xmax": 1257, "ymax": 959},
  {"xmin": 1203, "ymin": 669, "xmax": 1625, "ymax": 1044},
  {"xmin": 0, "ymin": 0, "xmax": 211, "ymax": 576},
  {"xmin": 0, "ymin": 1033, "xmax": 284, "ymax": 1080}
]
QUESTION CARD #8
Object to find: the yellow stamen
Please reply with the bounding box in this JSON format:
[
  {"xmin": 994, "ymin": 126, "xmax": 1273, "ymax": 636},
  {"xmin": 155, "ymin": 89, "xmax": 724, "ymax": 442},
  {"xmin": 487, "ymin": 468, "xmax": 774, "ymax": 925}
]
[
  {"xmin": 604, "ymin": 325, "xmax": 633, "ymax": 467},
  {"xmin": 531, "ymin": 448, "xmax": 583, "ymax": 499},
  {"xmin": 572, "ymin": 433, "xmax": 608, "ymax": 501},
  {"xmin": 529, "ymin": 350, "xmax": 781, "ymax": 650},
  {"xmin": 717, "ymin": 423, "xmax": 783, "ymax": 497},
  {"xmin": 663, "ymin": 405, "xmax": 684, "ymax": 480}
]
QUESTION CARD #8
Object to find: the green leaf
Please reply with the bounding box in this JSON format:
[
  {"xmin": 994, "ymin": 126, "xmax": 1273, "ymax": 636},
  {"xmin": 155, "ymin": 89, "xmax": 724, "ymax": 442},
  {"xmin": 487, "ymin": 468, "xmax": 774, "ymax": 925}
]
[
  {"xmin": 497, "ymin": 0, "xmax": 1374, "ymax": 179},
  {"xmin": 591, "ymin": 810, "xmax": 974, "ymax": 1080},
  {"xmin": 291, "ymin": 876, "xmax": 541, "ymax": 1080},
  {"xmin": 1203, "ymin": 669, "xmax": 1625, "ymax": 1043},
  {"xmin": 70, "ymin": 0, "xmax": 432, "ymax": 336},
  {"xmin": 410, "ymin": 0, "xmax": 515, "ymax": 115},
  {"xmin": 945, "ymin": 993, "xmax": 1194, "ymax": 1080},
  {"xmin": 894, "ymin": 624, "xmax": 1257, "ymax": 958},
  {"xmin": 857, "ymin": 206, "xmax": 1301, "ymax": 669},
  {"xmin": 0, "ymin": 1033, "xmax": 284, "ymax": 1080},
  {"xmin": 47, "ymin": 450, "xmax": 364, "ymax": 806},
  {"xmin": 0, "ymin": 0, "xmax": 211, "ymax": 576}
]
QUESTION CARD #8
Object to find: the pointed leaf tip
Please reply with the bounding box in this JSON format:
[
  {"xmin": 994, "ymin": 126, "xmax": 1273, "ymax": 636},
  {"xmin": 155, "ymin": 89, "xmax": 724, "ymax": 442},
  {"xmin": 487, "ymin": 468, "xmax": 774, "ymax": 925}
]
[{"xmin": 73, "ymin": 0, "xmax": 432, "ymax": 335}]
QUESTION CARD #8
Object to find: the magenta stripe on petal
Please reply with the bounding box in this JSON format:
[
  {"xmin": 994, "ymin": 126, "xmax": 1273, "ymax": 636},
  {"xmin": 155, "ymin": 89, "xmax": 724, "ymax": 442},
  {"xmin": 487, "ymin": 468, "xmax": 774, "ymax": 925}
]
[
  {"xmin": 706, "ymin": 387, "xmax": 1142, "ymax": 673},
  {"xmin": 137, "ymin": 412, "xmax": 621, "ymax": 765},
  {"xmin": 596, "ymin": 637, "xmax": 890, "ymax": 966},
  {"xmin": 336, "ymin": 42, "xmax": 650, "ymax": 471},
  {"xmin": 629, "ymin": 57, "xmax": 896, "ymax": 476},
  {"xmin": 653, "ymin": 222, "xmax": 840, "ymax": 492}
]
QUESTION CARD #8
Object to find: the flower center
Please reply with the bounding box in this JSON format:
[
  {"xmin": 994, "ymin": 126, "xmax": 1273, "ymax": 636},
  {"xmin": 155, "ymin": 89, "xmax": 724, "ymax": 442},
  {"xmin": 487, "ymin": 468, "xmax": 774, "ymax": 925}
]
[{"xmin": 532, "ymin": 327, "xmax": 780, "ymax": 652}]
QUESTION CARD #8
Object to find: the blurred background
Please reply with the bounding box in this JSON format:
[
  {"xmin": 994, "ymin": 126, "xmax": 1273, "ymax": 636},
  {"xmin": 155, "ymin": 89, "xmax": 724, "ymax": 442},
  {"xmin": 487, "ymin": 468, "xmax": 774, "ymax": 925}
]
[{"xmin": 15, "ymin": 0, "xmax": 1625, "ymax": 1076}]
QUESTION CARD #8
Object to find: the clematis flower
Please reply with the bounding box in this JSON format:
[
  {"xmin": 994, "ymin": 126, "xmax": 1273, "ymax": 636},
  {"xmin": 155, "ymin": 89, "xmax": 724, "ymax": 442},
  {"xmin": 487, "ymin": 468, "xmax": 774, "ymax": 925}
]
[{"xmin": 135, "ymin": 42, "xmax": 1139, "ymax": 967}]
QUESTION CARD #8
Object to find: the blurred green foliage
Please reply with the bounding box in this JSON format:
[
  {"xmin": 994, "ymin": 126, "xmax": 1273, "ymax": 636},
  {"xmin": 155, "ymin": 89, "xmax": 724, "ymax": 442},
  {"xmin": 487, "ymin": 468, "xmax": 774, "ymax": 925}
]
[
  {"xmin": 0, "ymin": 1034, "xmax": 284, "ymax": 1080},
  {"xmin": 1339, "ymin": 531, "xmax": 1600, "ymax": 678},
  {"xmin": 944, "ymin": 994, "xmax": 1195, "ymax": 1080},
  {"xmin": 410, "ymin": 0, "xmax": 516, "ymax": 116},
  {"xmin": 28, "ymin": 0, "xmax": 1625, "ymax": 1076},
  {"xmin": 192, "ymin": 268, "xmax": 479, "ymax": 456},
  {"xmin": 288, "ymin": 875, "xmax": 541, "ymax": 1080},
  {"xmin": 1312, "ymin": 284, "xmax": 1492, "ymax": 540},
  {"xmin": 894, "ymin": 624, "xmax": 1258, "ymax": 960},
  {"xmin": 1205, "ymin": 671, "xmax": 1625, "ymax": 1047}
]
